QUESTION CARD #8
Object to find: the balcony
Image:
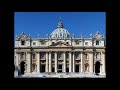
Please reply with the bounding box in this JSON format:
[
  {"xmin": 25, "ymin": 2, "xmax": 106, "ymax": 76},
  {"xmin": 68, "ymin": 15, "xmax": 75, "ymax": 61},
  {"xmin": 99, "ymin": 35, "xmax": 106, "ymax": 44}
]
[
  {"xmin": 58, "ymin": 58, "xmax": 63, "ymax": 60},
  {"xmin": 41, "ymin": 58, "xmax": 46, "ymax": 60},
  {"xmin": 51, "ymin": 59, "xmax": 55, "ymax": 61},
  {"xmin": 21, "ymin": 57, "xmax": 26, "ymax": 61},
  {"xmin": 66, "ymin": 58, "xmax": 69, "ymax": 61},
  {"xmin": 75, "ymin": 58, "xmax": 80, "ymax": 60},
  {"xmin": 95, "ymin": 58, "xmax": 101, "ymax": 61}
]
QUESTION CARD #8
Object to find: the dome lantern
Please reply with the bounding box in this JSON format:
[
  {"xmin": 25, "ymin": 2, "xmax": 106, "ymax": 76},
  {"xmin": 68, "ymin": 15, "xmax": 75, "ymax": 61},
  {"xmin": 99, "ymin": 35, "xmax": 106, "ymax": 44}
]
[{"xmin": 50, "ymin": 18, "xmax": 70, "ymax": 39}]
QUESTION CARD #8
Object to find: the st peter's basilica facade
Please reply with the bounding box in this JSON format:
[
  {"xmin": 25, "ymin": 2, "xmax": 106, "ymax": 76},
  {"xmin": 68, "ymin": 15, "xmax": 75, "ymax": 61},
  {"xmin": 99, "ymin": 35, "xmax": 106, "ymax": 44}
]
[{"xmin": 14, "ymin": 19, "xmax": 106, "ymax": 77}]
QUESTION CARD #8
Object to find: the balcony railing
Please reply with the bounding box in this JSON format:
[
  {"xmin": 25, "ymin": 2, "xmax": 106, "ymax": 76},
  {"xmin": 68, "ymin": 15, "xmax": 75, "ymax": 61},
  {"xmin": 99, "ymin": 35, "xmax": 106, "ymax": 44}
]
[
  {"xmin": 41, "ymin": 58, "xmax": 46, "ymax": 60},
  {"xmin": 95, "ymin": 58, "xmax": 101, "ymax": 61},
  {"xmin": 58, "ymin": 58, "xmax": 63, "ymax": 60},
  {"xmin": 51, "ymin": 59, "xmax": 55, "ymax": 61},
  {"xmin": 75, "ymin": 58, "xmax": 80, "ymax": 60}
]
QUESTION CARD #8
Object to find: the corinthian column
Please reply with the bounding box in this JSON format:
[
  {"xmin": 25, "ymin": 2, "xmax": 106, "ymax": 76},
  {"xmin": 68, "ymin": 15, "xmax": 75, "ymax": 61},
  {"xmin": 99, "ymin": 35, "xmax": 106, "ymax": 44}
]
[
  {"xmin": 27, "ymin": 52, "xmax": 31, "ymax": 73},
  {"xmin": 69, "ymin": 52, "xmax": 72, "ymax": 72},
  {"xmin": 73, "ymin": 52, "xmax": 75, "ymax": 73},
  {"xmin": 37, "ymin": 52, "xmax": 40, "ymax": 73},
  {"xmin": 49, "ymin": 52, "xmax": 51, "ymax": 72},
  {"xmin": 55, "ymin": 52, "xmax": 57, "ymax": 73},
  {"xmin": 15, "ymin": 52, "xmax": 19, "ymax": 68},
  {"xmin": 101, "ymin": 52, "xmax": 105, "ymax": 74},
  {"xmin": 81, "ymin": 52, "xmax": 83, "ymax": 72},
  {"xmin": 46, "ymin": 52, "xmax": 49, "ymax": 72},
  {"xmin": 63, "ymin": 52, "xmax": 66, "ymax": 72},
  {"xmin": 89, "ymin": 52, "xmax": 93, "ymax": 73}
]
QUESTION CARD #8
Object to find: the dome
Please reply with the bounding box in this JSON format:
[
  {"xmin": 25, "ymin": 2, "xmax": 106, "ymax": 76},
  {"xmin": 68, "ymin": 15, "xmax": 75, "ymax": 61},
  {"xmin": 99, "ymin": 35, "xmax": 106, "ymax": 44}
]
[{"xmin": 50, "ymin": 19, "xmax": 71, "ymax": 39}]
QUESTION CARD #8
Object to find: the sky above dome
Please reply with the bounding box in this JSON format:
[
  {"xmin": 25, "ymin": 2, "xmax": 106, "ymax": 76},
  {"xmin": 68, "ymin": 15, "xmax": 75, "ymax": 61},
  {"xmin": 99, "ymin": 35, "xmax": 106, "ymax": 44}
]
[{"xmin": 14, "ymin": 12, "xmax": 106, "ymax": 39}]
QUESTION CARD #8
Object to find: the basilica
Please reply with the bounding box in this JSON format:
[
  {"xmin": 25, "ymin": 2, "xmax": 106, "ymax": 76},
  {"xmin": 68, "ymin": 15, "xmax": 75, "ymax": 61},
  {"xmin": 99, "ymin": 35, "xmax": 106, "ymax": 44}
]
[{"xmin": 14, "ymin": 19, "xmax": 106, "ymax": 77}]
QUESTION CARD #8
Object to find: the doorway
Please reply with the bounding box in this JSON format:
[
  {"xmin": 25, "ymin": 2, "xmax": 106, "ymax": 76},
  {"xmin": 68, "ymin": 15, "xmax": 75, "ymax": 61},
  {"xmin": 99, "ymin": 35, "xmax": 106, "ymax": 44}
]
[
  {"xmin": 41, "ymin": 65, "xmax": 45, "ymax": 72},
  {"xmin": 58, "ymin": 64, "xmax": 62, "ymax": 73},
  {"xmin": 52, "ymin": 67, "xmax": 55, "ymax": 72},
  {"xmin": 95, "ymin": 61, "xmax": 100, "ymax": 74},
  {"xmin": 66, "ymin": 67, "xmax": 69, "ymax": 72},
  {"xmin": 75, "ymin": 65, "xmax": 79, "ymax": 72},
  {"xmin": 20, "ymin": 61, "xmax": 25, "ymax": 75}
]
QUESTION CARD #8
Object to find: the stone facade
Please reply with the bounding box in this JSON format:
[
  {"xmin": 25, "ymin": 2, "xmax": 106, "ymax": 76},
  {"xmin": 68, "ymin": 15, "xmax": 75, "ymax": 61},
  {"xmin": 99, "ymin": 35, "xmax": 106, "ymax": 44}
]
[{"xmin": 14, "ymin": 19, "xmax": 106, "ymax": 76}]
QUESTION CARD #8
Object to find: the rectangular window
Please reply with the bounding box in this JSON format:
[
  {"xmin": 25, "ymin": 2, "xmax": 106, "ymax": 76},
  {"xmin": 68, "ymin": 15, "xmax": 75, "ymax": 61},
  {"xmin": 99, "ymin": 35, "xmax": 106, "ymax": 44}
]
[
  {"xmin": 41, "ymin": 52, "xmax": 45, "ymax": 59},
  {"xmin": 96, "ymin": 40, "xmax": 99, "ymax": 45},
  {"xmin": 51, "ymin": 52, "xmax": 54, "ymax": 60},
  {"xmin": 41, "ymin": 41, "xmax": 46, "ymax": 45},
  {"xmin": 21, "ymin": 41, "xmax": 25, "ymax": 45},
  {"xmin": 96, "ymin": 52, "xmax": 100, "ymax": 60},
  {"xmin": 75, "ymin": 40, "xmax": 79, "ymax": 45},
  {"xmin": 33, "ymin": 42, "xmax": 36, "ymax": 45},
  {"xmin": 21, "ymin": 52, "xmax": 24, "ymax": 59},
  {"xmin": 66, "ymin": 53, "xmax": 69, "ymax": 59},
  {"xmin": 85, "ymin": 42, "xmax": 88, "ymax": 46},
  {"xmin": 75, "ymin": 52, "xmax": 80, "ymax": 59},
  {"xmin": 58, "ymin": 52, "xmax": 62, "ymax": 60}
]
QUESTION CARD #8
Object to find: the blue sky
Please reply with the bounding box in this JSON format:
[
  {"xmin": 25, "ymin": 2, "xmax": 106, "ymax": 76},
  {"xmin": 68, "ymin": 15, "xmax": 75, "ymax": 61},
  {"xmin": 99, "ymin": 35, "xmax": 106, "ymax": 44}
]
[{"xmin": 14, "ymin": 12, "xmax": 106, "ymax": 39}]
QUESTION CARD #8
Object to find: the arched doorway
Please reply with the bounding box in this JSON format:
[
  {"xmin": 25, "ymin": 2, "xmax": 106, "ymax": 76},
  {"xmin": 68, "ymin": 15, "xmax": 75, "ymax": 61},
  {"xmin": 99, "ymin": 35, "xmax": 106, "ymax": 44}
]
[
  {"xmin": 20, "ymin": 61, "xmax": 25, "ymax": 75},
  {"xmin": 95, "ymin": 61, "xmax": 100, "ymax": 74}
]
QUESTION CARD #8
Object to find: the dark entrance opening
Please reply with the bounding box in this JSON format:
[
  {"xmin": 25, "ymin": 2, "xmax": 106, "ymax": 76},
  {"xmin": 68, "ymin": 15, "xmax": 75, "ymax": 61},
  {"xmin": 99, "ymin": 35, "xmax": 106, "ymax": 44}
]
[
  {"xmin": 58, "ymin": 65, "xmax": 62, "ymax": 73},
  {"xmin": 20, "ymin": 61, "xmax": 25, "ymax": 75},
  {"xmin": 41, "ymin": 65, "xmax": 45, "ymax": 72},
  {"xmin": 66, "ymin": 67, "xmax": 69, "ymax": 72},
  {"xmin": 52, "ymin": 67, "xmax": 55, "ymax": 72},
  {"xmin": 75, "ymin": 65, "xmax": 79, "ymax": 72},
  {"xmin": 95, "ymin": 61, "xmax": 100, "ymax": 75}
]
